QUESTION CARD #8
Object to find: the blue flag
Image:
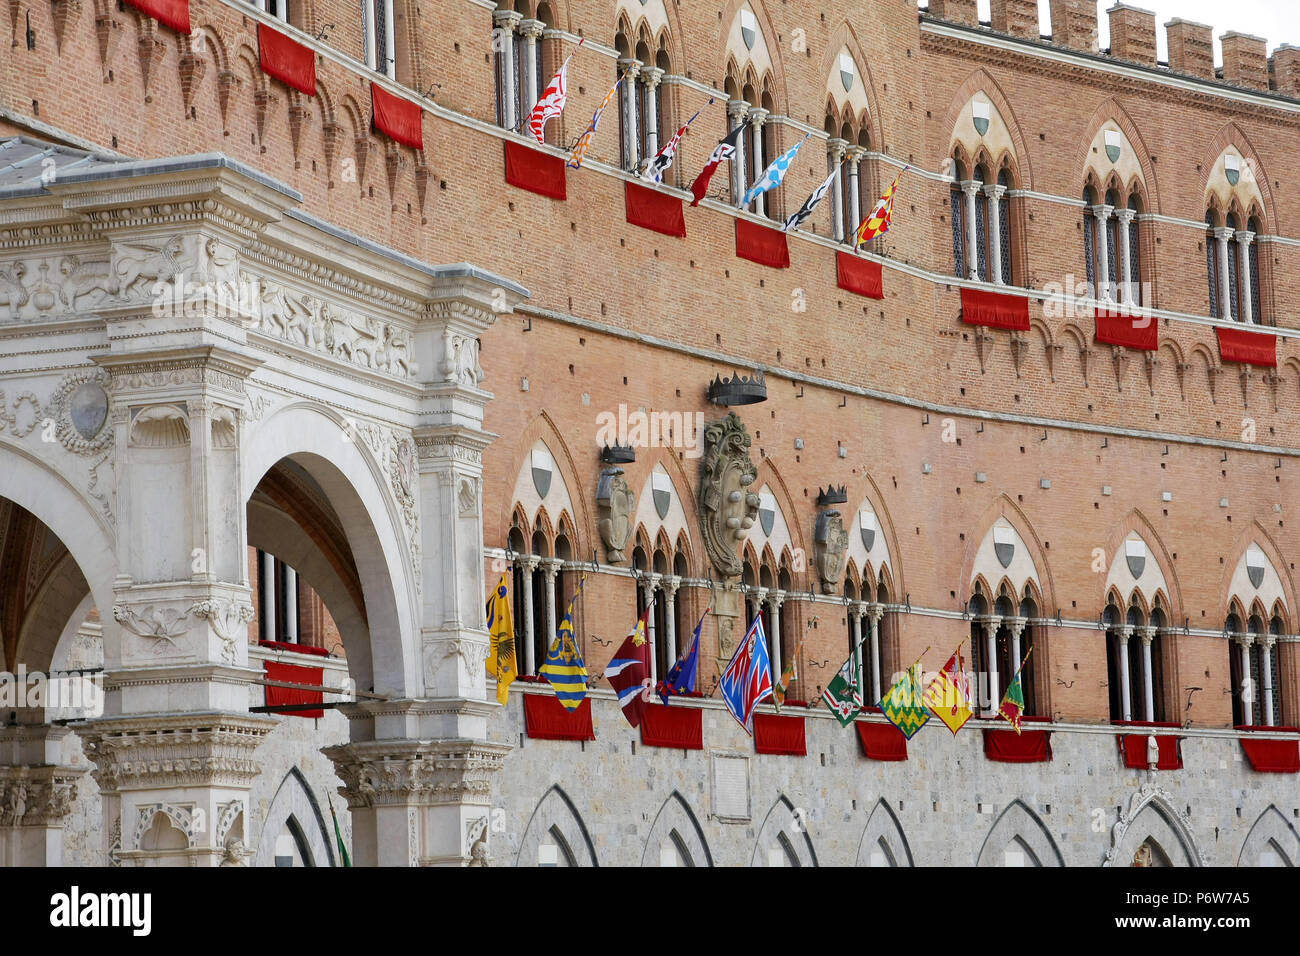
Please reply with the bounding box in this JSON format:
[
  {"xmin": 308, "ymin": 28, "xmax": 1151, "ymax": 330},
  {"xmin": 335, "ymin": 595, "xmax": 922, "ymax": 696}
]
[
  {"xmin": 658, "ymin": 608, "xmax": 705, "ymax": 705},
  {"xmin": 719, "ymin": 613, "xmax": 773, "ymax": 734},
  {"xmin": 741, "ymin": 134, "xmax": 808, "ymax": 208}
]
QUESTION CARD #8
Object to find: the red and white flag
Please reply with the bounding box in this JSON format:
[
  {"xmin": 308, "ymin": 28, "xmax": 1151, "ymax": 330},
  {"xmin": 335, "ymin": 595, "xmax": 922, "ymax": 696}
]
[
  {"xmin": 605, "ymin": 603, "xmax": 653, "ymax": 728},
  {"xmin": 526, "ymin": 40, "xmax": 582, "ymax": 145},
  {"xmin": 689, "ymin": 121, "xmax": 748, "ymax": 206}
]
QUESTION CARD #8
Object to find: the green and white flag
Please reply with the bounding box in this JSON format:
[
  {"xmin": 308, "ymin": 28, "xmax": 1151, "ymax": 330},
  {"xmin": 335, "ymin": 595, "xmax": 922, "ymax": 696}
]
[{"xmin": 822, "ymin": 645, "xmax": 864, "ymax": 727}]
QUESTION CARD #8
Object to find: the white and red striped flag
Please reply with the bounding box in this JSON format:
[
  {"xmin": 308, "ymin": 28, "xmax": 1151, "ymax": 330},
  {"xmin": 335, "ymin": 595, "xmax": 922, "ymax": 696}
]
[
  {"xmin": 640, "ymin": 104, "xmax": 708, "ymax": 184},
  {"xmin": 526, "ymin": 39, "xmax": 583, "ymax": 145},
  {"xmin": 605, "ymin": 603, "xmax": 653, "ymax": 728}
]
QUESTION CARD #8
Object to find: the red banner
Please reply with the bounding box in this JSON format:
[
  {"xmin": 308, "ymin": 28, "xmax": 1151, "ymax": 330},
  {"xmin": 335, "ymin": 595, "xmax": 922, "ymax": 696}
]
[
  {"xmin": 753, "ymin": 712, "xmax": 806, "ymax": 756},
  {"xmin": 640, "ymin": 704, "xmax": 703, "ymax": 750},
  {"xmin": 504, "ymin": 140, "xmax": 567, "ymax": 200},
  {"xmin": 1094, "ymin": 308, "xmax": 1157, "ymax": 350},
  {"xmin": 263, "ymin": 659, "xmax": 324, "ymax": 718},
  {"xmin": 983, "ymin": 727, "xmax": 1052, "ymax": 763},
  {"xmin": 735, "ymin": 219, "xmax": 790, "ymax": 268},
  {"xmin": 960, "ymin": 287, "xmax": 1030, "ymax": 331},
  {"xmin": 1217, "ymin": 326, "xmax": 1277, "ymax": 367},
  {"xmin": 523, "ymin": 694, "xmax": 595, "ymax": 741},
  {"xmin": 258, "ymin": 24, "xmax": 316, "ymax": 96},
  {"xmin": 836, "ymin": 251, "xmax": 884, "ymax": 299},
  {"xmin": 855, "ymin": 721, "xmax": 908, "ymax": 761},
  {"xmin": 371, "ymin": 83, "xmax": 423, "ymax": 150},
  {"xmin": 123, "ymin": 0, "xmax": 190, "ymax": 34},
  {"xmin": 624, "ymin": 181, "xmax": 685, "ymax": 237},
  {"xmin": 1236, "ymin": 726, "xmax": 1300, "ymax": 773},
  {"xmin": 1118, "ymin": 732, "xmax": 1182, "ymax": 770}
]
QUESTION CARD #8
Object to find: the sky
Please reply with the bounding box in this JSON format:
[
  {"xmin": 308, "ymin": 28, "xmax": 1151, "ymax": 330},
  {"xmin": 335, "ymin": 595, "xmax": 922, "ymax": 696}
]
[{"xmin": 952, "ymin": 1, "xmax": 1300, "ymax": 60}]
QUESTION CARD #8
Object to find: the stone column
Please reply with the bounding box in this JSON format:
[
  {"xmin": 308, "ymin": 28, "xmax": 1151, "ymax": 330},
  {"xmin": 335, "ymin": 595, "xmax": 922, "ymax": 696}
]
[
  {"xmin": 0, "ymin": 725, "xmax": 86, "ymax": 866},
  {"xmin": 1090, "ymin": 204, "xmax": 1114, "ymax": 301},
  {"xmin": 543, "ymin": 559, "xmax": 559, "ymax": 651},
  {"xmin": 1237, "ymin": 634, "xmax": 1255, "ymax": 726},
  {"xmin": 983, "ymin": 617, "xmax": 1000, "ymax": 715},
  {"xmin": 1137, "ymin": 625, "xmax": 1156, "ymax": 723},
  {"xmin": 849, "ymin": 603, "xmax": 864, "ymax": 695},
  {"xmin": 727, "ymin": 99, "xmax": 750, "ymax": 205},
  {"xmin": 985, "ymin": 183, "xmax": 1007, "ymax": 284},
  {"xmin": 518, "ymin": 19, "xmax": 545, "ymax": 120},
  {"xmin": 1236, "ymin": 229, "xmax": 1256, "ymax": 324},
  {"xmin": 1214, "ymin": 227, "xmax": 1234, "ymax": 319},
  {"xmin": 259, "ymin": 550, "xmax": 277, "ymax": 642},
  {"xmin": 846, "ymin": 147, "xmax": 866, "ymax": 241},
  {"xmin": 281, "ymin": 563, "xmax": 298, "ymax": 643},
  {"xmin": 747, "ymin": 108, "xmax": 769, "ymax": 216},
  {"xmin": 618, "ymin": 59, "xmax": 642, "ymax": 171},
  {"xmin": 768, "ymin": 590, "xmax": 784, "ymax": 679},
  {"xmin": 520, "ymin": 556, "xmax": 538, "ymax": 676},
  {"xmin": 642, "ymin": 67, "xmax": 665, "ymax": 161},
  {"xmin": 867, "ymin": 603, "xmax": 884, "ymax": 705},
  {"xmin": 827, "ymin": 138, "xmax": 848, "ymax": 242},
  {"xmin": 1005, "ymin": 616, "xmax": 1027, "ymax": 681},
  {"xmin": 1115, "ymin": 208, "xmax": 1135, "ymax": 304},
  {"xmin": 962, "ymin": 181, "xmax": 982, "ymax": 280},
  {"xmin": 645, "ymin": 575, "xmax": 661, "ymax": 682},
  {"xmin": 663, "ymin": 576, "xmax": 680, "ymax": 664},
  {"xmin": 493, "ymin": 10, "xmax": 523, "ymax": 131},
  {"xmin": 1117, "ymin": 625, "xmax": 1133, "ymax": 721},
  {"xmin": 1261, "ymin": 635, "xmax": 1276, "ymax": 726}
]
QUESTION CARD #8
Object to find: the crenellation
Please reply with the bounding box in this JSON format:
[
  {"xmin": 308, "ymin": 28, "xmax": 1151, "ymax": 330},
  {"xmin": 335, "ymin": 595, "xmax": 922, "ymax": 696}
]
[
  {"xmin": 1221, "ymin": 32, "xmax": 1270, "ymax": 92},
  {"xmin": 1166, "ymin": 18, "xmax": 1215, "ymax": 80},
  {"xmin": 989, "ymin": 0, "xmax": 1039, "ymax": 40},
  {"xmin": 1106, "ymin": 4, "xmax": 1156, "ymax": 66},
  {"xmin": 1049, "ymin": 0, "xmax": 1099, "ymax": 53}
]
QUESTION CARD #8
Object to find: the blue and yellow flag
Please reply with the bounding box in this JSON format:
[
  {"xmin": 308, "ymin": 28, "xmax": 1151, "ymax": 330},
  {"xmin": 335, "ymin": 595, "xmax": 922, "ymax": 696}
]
[
  {"xmin": 539, "ymin": 577, "xmax": 588, "ymax": 711},
  {"xmin": 485, "ymin": 573, "xmax": 516, "ymax": 706},
  {"xmin": 879, "ymin": 660, "xmax": 930, "ymax": 740}
]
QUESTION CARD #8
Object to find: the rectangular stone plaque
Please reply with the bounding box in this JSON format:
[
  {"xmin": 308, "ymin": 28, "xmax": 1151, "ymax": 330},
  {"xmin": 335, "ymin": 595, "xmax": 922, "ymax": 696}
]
[{"xmin": 711, "ymin": 751, "xmax": 750, "ymax": 823}]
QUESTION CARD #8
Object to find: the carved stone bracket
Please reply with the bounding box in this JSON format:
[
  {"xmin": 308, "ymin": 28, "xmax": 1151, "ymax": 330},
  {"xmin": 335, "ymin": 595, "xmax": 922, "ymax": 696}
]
[
  {"xmin": 973, "ymin": 327, "xmax": 994, "ymax": 374},
  {"xmin": 1008, "ymin": 332, "xmax": 1028, "ymax": 378},
  {"xmin": 1111, "ymin": 345, "xmax": 1129, "ymax": 392},
  {"xmin": 1143, "ymin": 352, "xmax": 1158, "ymax": 395}
]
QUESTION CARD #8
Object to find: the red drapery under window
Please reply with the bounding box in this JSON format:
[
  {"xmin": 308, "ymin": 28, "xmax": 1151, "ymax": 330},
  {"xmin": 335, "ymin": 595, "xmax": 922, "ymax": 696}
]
[
  {"xmin": 753, "ymin": 712, "xmax": 806, "ymax": 756},
  {"xmin": 258, "ymin": 24, "xmax": 317, "ymax": 97},
  {"xmin": 371, "ymin": 83, "xmax": 424, "ymax": 150},
  {"xmin": 123, "ymin": 0, "xmax": 190, "ymax": 34}
]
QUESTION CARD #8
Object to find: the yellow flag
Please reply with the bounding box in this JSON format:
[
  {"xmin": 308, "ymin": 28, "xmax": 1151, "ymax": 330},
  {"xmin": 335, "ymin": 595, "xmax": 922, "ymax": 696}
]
[
  {"xmin": 485, "ymin": 574, "xmax": 516, "ymax": 705},
  {"xmin": 922, "ymin": 648, "xmax": 973, "ymax": 735}
]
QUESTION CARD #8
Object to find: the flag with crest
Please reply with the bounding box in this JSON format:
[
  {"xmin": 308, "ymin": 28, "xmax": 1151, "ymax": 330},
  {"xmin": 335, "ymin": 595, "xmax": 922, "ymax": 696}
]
[
  {"xmin": 538, "ymin": 577, "xmax": 588, "ymax": 711},
  {"xmin": 999, "ymin": 647, "xmax": 1033, "ymax": 734},
  {"xmin": 484, "ymin": 573, "xmax": 516, "ymax": 706},
  {"xmin": 922, "ymin": 648, "xmax": 974, "ymax": 735},
  {"xmin": 719, "ymin": 613, "xmax": 773, "ymax": 734},
  {"xmin": 854, "ymin": 166, "xmax": 907, "ymax": 246},
  {"xmin": 821, "ymin": 644, "xmax": 863, "ymax": 727},
  {"xmin": 879, "ymin": 661, "xmax": 930, "ymax": 740},
  {"xmin": 658, "ymin": 608, "xmax": 704, "ymax": 705},
  {"xmin": 606, "ymin": 603, "xmax": 653, "ymax": 727}
]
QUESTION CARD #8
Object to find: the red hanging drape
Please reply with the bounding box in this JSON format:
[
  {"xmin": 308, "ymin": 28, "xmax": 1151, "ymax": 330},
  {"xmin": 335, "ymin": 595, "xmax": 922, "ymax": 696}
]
[
  {"xmin": 1094, "ymin": 308, "xmax": 1157, "ymax": 350},
  {"xmin": 258, "ymin": 24, "xmax": 316, "ymax": 97},
  {"xmin": 624, "ymin": 181, "xmax": 685, "ymax": 237},
  {"xmin": 855, "ymin": 721, "xmax": 908, "ymax": 761},
  {"xmin": 640, "ymin": 704, "xmax": 703, "ymax": 750},
  {"xmin": 735, "ymin": 219, "xmax": 790, "ymax": 268},
  {"xmin": 263, "ymin": 659, "xmax": 324, "ymax": 718},
  {"xmin": 960, "ymin": 287, "xmax": 1030, "ymax": 331},
  {"xmin": 983, "ymin": 726, "xmax": 1053, "ymax": 763},
  {"xmin": 505, "ymin": 140, "xmax": 567, "ymax": 200},
  {"xmin": 1117, "ymin": 730, "xmax": 1182, "ymax": 770},
  {"xmin": 523, "ymin": 694, "xmax": 595, "ymax": 741},
  {"xmin": 123, "ymin": 0, "xmax": 190, "ymax": 34},
  {"xmin": 836, "ymin": 251, "xmax": 884, "ymax": 299},
  {"xmin": 753, "ymin": 712, "xmax": 806, "ymax": 756},
  {"xmin": 371, "ymin": 83, "xmax": 423, "ymax": 150},
  {"xmin": 1235, "ymin": 726, "xmax": 1300, "ymax": 773},
  {"xmin": 1216, "ymin": 326, "xmax": 1277, "ymax": 367}
]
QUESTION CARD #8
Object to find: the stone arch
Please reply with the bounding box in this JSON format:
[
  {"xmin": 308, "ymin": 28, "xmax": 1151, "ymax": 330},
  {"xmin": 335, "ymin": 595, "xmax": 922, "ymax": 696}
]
[
  {"xmin": 1077, "ymin": 97, "xmax": 1160, "ymax": 214},
  {"xmin": 753, "ymin": 458, "xmax": 807, "ymax": 561},
  {"xmin": 977, "ymin": 799, "xmax": 1063, "ymax": 866},
  {"xmin": 718, "ymin": 0, "xmax": 788, "ymax": 115},
  {"xmin": 612, "ymin": 0, "xmax": 683, "ymax": 70},
  {"xmin": 856, "ymin": 797, "xmax": 913, "ymax": 866},
  {"xmin": 641, "ymin": 790, "xmax": 712, "ymax": 866},
  {"xmin": 1221, "ymin": 522, "xmax": 1295, "ymax": 624},
  {"xmin": 501, "ymin": 410, "xmax": 592, "ymax": 556},
  {"xmin": 751, "ymin": 794, "xmax": 816, "ymax": 867},
  {"xmin": 1099, "ymin": 510, "xmax": 1182, "ymax": 620},
  {"xmin": 242, "ymin": 401, "xmax": 418, "ymax": 697},
  {"xmin": 1202, "ymin": 122, "xmax": 1277, "ymax": 230},
  {"xmin": 845, "ymin": 472, "xmax": 903, "ymax": 600},
  {"xmin": 12, "ymin": 550, "xmax": 90, "ymax": 672},
  {"xmin": 254, "ymin": 766, "xmax": 336, "ymax": 867},
  {"xmin": 517, "ymin": 784, "xmax": 598, "ymax": 867},
  {"xmin": 943, "ymin": 68, "xmax": 1033, "ymax": 189},
  {"xmin": 1107, "ymin": 788, "xmax": 1201, "ymax": 866},
  {"xmin": 817, "ymin": 21, "xmax": 883, "ymax": 149},
  {"xmin": 961, "ymin": 495, "xmax": 1056, "ymax": 614},
  {"xmin": 1239, "ymin": 805, "xmax": 1300, "ymax": 866}
]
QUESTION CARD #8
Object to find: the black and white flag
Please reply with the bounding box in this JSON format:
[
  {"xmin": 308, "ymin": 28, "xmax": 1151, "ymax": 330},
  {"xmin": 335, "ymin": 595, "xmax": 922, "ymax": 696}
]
[{"xmin": 783, "ymin": 168, "xmax": 839, "ymax": 232}]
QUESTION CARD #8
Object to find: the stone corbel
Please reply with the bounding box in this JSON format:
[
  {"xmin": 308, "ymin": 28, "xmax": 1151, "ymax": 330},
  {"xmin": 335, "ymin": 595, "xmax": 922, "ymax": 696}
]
[
  {"xmin": 216, "ymin": 70, "xmax": 240, "ymax": 132},
  {"xmin": 1143, "ymin": 351, "xmax": 1158, "ymax": 395},
  {"xmin": 94, "ymin": 7, "xmax": 121, "ymax": 83},
  {"xmin": 1174, "ymin": 361, "xmax": 1189, "ymax": 400},
  {"xmin": 50, "ymin": 0, "xmax": 82, "ymax": 54},
  {"xmin": 253, "ymin": 87, "xmax": 277, "ymax": 149},
  {"xmin": 414, "ymin": 161, "xmax": 431, "ymax": 220},
  {"xmin": 354, "ymin": 135, "xmax": 374, "ymax": 187},
  {"xmin": 178, "ymin": 33, "xmax": 207, "ymax": 115},
  {"xmin": 1206, "ymin": 364, "xmax": 1222, "ymax": 404},
  {"xmin": 384, "ymin": 142, "xmax": 408, "ymax": 202},
  {"xmin": 287, "ymin": 92, "xmax": 311, "ymax": 165},
  {"xmin": 1111, "ymin": 345, "xmax": 1129, "ymax": 392},
  {"xmin": 1079, "ymin": 344, "xmax": 1094, "ymax": 386},
  {"xmin": 1239, "ymin": 365, "xmax": 1252, "ymax": 407},
  {"xmin": 973, "ymin": 327, "xmax": 995, "ymax": 374},
  {"xmin": 1045, "ymin": 342, "xmax": 1063, "ymax": 382},
  {"xmin": 321, "ymin": 121, "xmax": 344, "ymax": 186},
  {"xmin": 1008, "ymin": 332, "xmax": 1028, "ymax": 378},
  {"xmin": 136, "ymin": 20, "xmax": 168, "ymax": 103}
]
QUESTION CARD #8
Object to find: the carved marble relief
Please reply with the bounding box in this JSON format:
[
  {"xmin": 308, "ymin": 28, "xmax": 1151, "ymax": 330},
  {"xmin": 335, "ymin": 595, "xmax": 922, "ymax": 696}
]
[
  {"xmin": 596, "ymin": 467, "xmax": 635, "ymax": 563},
  {"xmin": 700, "ymin": 412, "xmax": 759, "ymax": 578},
  {"xmin": 814, "ymin": 510, "xmax": 849, "ymax": 594}
]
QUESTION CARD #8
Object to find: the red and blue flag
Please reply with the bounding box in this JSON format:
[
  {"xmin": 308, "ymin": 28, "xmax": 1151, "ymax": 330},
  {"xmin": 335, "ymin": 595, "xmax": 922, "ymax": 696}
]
[
  {"xmin": 719, "ymin": 612, "xmax": 773, "ymax": 734},
  {"xmin": 658, "ymin": 607, "xmax": 705, "ymax": 705}
]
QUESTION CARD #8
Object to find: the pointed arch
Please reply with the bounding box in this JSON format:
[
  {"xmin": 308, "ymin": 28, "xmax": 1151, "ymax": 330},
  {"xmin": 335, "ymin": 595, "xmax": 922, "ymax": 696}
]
[
  {"xmin": 817, "ymin": 21, "xmax": 883, "ymax": 148},
  {"xmin": 844, "ymin": 472, "xmax": 903, "ymax": 599},
  {"xmin": 1076, "ymin": 97, "xmax": 1160, "ymax": 213},
  {"xmin": 1106, "ymin": 789, "xmax": 1201, "ymax": 866},
  {"xmin": 960, "ymin": 494, "xmax": 1057, "ymax": 614},
  {"xmin": 1098, "ymin": 510, "xmax": 1183, "ymax": 620},
  {"xmin": 254, "ymin": 766, "xmax": 336, "ymax": 867},
  {"xmin": 1239, "ymin": 805, "xmax": 1300, "ymax": 866},
  {"xmin": 751, "ymin": 794, "xmax": 816, "ymax": 867},
  {"xmin": 856, "ymin": 798, "xmax": 913, "ymax": 866},
  {"xmin": 1202, "ymin": 122, "xmax": 1277, "ymax": 229},
  {"xmin": 976, "ymin": 799, "xmax": 1064, "ymax": 866},
  {"xmin": 642, "ymin": 790, "xmax": 713, "ymax": 866},
  {"xmin": 942, "ymin": 68, "xmax": 1033, "ymax": 189},
  {"xmin": 1221, "ymin": 522, "xmax": 1296, "ymax": 623},
  {"xmin": 500, "ymin": 410, "xmax": 593, "ymax": 555},
  {"xmin": 517, "ymin": 784, "xmax": 598, "ymax": 867},
  {"xmin": 753, "ymin": 458, "xmax": 807, "ymax": 562},
  {"xmin": 717, "ymin": 0, "xmax": 789, "ymax": 115}
]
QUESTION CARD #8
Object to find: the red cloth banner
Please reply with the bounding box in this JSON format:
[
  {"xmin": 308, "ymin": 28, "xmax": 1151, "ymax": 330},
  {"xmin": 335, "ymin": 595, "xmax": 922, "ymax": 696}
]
[
  {"xmin": 836, "ymin": 251, "xmax": 884, "ymax": 299},
  {"xmin": 523, "ymin": 694, "xmax": 595, "ymax": 741},
  {"xmin": 1217, "ymin": 326, "xmax": 1277, "ymax": 367},
  {"xmin": 640, "ymin": 704, "xmax": 703, "ymax": 750},
  {"xmin": 371, "ymin": 83, "xmax": 423, "ymax": 150},
  {"xmin": 504, "ymin": 140, "xmax": 567, "ymax": 200},
  {"xmin": 735, "ymin": 219, "xmax": 790, "ymax": 268},
  {"xmin": 960, "ymin": 287, "xmax": 1030, "ymax": 331},
  {"xmin": 123, "ymin": 0, "xmax": 190, "ymax": 34},
  {"xmin": 1117, "ymin": 732, "xmax": 1182, "ymax": 770},
  {"xmin": 855, "ymin": 721, "xmax": 908, "ymax": 761},
  {"xmin": 1236, "ymin": 726, "xmax": 1300, "ymax": 773},
  {"xmin": 624, "ymin": 181, "xmax": 685, "ymax": 237},
  {"xmin": 258, "ymin": 24, "xmax": 316, "ymax": 96},
  {"xmin": 1094, "ymin": 308, "xmax": 1157, "ymax": 350},
  {"xmin": 263, "ymin": 659, "xmax": 324, "ymax": 718},
  {"xmin": 983, "ymin": 728, "xmax": 1052, "ymax": 763},
  {"xmin": 258, "ymin": 640, "xmax": 329, "ymax": 658},
  {"xmin": 753, "ymin": 712, "xmax": 806, "ymax": 756}
]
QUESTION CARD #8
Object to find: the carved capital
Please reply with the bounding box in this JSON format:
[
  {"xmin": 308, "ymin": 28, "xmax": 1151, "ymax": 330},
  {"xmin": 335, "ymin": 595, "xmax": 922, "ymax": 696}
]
[{"xmin": 322, "ymin": 738, "xmax": 511, "ymax": 810}]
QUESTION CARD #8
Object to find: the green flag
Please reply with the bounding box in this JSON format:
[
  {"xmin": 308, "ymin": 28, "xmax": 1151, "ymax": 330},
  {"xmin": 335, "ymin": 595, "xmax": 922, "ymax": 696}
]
[
  {"xmin": 821, "ymin": 644, "xmax": 863, "ymax": 727},
  {"xmin": 328, "ymin": 794, "xmax": 351, "ymax": 868},
  {"xmin": 879, "ymin": 661, "xmax": 931, "ymax": 740}
]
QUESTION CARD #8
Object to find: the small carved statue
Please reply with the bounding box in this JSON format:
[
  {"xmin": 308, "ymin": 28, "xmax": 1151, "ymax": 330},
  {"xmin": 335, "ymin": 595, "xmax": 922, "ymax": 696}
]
[{"xmin": 596, "ymin": 467, "xmax": 635, "ymax": 563}]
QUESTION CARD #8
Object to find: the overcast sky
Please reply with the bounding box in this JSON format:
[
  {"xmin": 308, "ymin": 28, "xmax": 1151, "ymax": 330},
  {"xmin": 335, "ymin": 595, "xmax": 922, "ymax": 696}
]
[{"xmin": 953, "ymin": 1, "xmax": 1300, "ymax": 60}]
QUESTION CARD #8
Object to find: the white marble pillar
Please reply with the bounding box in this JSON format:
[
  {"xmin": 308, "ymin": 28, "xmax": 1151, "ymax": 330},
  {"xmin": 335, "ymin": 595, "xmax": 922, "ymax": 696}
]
[
  {"xmin": 1238, "ymin": 635, "xmax": 1255, "ymax": 726},
  {"xmin": 642, "ymin": 67, "xmax": 664, "ymax": 162},
  {"xmin": 618, "ymin": 59, "xmax": 642, "ymax": 171},
  {"xmin": 768, "ymin": 591, "xmax": 784, "ymax": 679},
  {"xmin": 281, "ymin": 563, "xmax": 298, "ymax": 643},
  {"xmin": 663, "ymin": 577, "xmax": 680, "ymax": 664},
  {"xmin": 1115, "ymin": 208, "xmax": 1135, "ymax": 304},
  {"xmin": 493, "ymin": 10, "xmax": 522, "ymax": 131},
  {"xmin": 849, "ymin": 604, "xmax": 864, "ymax": 695},
  {"xmin": 827, "ymin": 138, "xmax": 848, "ymax": 242},
  {"xmin": 645, "ymin": 576, "xmax": 660, "ymax": 683},
  {"xmin": 748, "ymin": 108, "xmax": 769, "ymax": 216},
  {"xmin": 521, "ymin": 556, "xmax": 538, "ymax": 675},
  {"xmin": 1091, "ymin": 204, "xmax": 1114, "ymax": 301},
  {"xmin": 962, "ymin": 181, "xmax": 981, "ymax": 280},
  {"xmin": 985, "ymin": 184, "xmax": 1008, "ymax": 285},
  {"xmin": 1137, "ymin": 626, "xmax": 1156, "ymax": 723},
  {"xmin": 543, "ymin": 560, "xmax": 559, "ymax": 651},
  {"xmin": 259, "ymin": 551, "xmax": 277, "ymax": 643},
  {"xmin": 727, "ymin": 99, "xmax": 750, "ymax": 206},
  {"xmin": 1117, "ymin": 625, "xmax": 1133, "ymax": 722},
  {"xmin": 1236, "ymin": 229, "xmax": 1256, "ymax": 324},
  {"xmin": 1215, "ymin": 227, "xmax": 1234, "ymax": 320},
  {"xmin": 846, "ymin": 147, "xmax": 865, "ymax": 240},
  {"xmin": 868, "ymin": 603, "xmax": 883, "ymax": 705},
  {"xmin": 519, "ymin": 19, "xmax": 545, "ymax": 121},
  {"xmin": 1261, "ymin": 636, "xmax": 1276, "ymax": 726},
  {"xmin": 984, "ymin": 618, "xmax": 1000, "ymax": 715}
]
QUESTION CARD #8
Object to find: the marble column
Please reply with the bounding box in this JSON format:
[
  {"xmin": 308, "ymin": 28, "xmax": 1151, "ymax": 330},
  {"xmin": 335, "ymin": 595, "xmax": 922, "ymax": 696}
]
[
  {"xmin": 846, "ymin": 146, "xmax": 866, "ymax": 241},
  {"xmin": 962, "ymin": 181, "xmax": 981, "ymax": 280},
  {"xmin": 663, "ymin": 576, "xmax": 680, "ymax": 664},
  {"xmin": 618, "ymin": 59, "xmax": 642, "ymax": 171},
  {"xmin": 521, "ymin": 556, "xmax": 539, "ymax": 676},
  {"xmin": 768, "ymin": 591, "xmax": 784, "ymax": 679},
  {"xmin": 1137, "ymin": 625, "xmax": 1156, "ymax": 723},
  {"xmin": 827, "ymin": 138, "xmax": 848, "ymax": 242},
  {"xmin": 983, "ymin": 617, "xmax": 1000, "ymax": 715},
  {"xmin": 1261, "ymin": 635, "xmax": 1276, "ymax": 726},
  {"xmin": 1091, "ymin": 204, "xmax": 1114, "ymax": 301},
  {"xmin": 1115, "ymin": 208, "xmax": 1135, "ymax": 304},
  {"xmin": 849, "ymin": 603, "xmax": 864, "ymax": 696},
  {"xmin": 867, "ymin": 603, "xmax": 884, "ymax": 705},
  {"xmin": 518, "ymin": 19, "xmax": 545, "ymax": 121},
  {"xmin": 281, "ymin": 563, "xmax": 298, "ymax": 643},
  {"xmin": 259, "ymin": 551, "xmax": 277, "ymax": 643},
  {"xmin": 1117, "ymin": 625, "xmax": 1133, "ymax": 722},
  {"xmin": 747, "ymin": 108, "xmax": 770, "ymax": 217},
  {"xmin": 1214, "ymin": 227, "xmax": 1234, "ymax": 320},
  {"xmin": 1236, "ymin": 229, "xmax": 1256, "ymax": 324},
  {"xmin": 1237, "ymin": 634, "xmax": 1255, "ymax": 726},
  {"xmin": 985, "ymin": 183, "xmax": 1007, "ymax": 284},
  {"xmin": 727, "ymin": 99, "xmax": 750, "ymax": 205},
  {"xmin": 493, "ymin": 10, "xmax": 522, "ymax": 131},
  {"xmin": 642, "ymin": 67, "xmax": 665, "ymax": 162}
]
